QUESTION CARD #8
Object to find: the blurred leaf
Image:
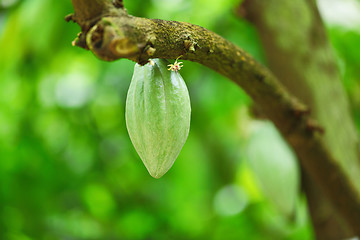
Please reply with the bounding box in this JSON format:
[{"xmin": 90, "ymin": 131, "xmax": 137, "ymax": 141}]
[
  {"xmin": 83, "ymin": 184, "xmax": 116, "ymax": 219},
  {"xmin": 213, "ymin": 184, "xmax": 248, "ymax": 216},
  {"xmin": 116, "ymin": 210, "xmax": 157, "ymax": 239}
]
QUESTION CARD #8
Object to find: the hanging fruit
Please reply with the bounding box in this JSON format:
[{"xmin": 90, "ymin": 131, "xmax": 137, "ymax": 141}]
[{"xmin": 125, "ymin": 58, "xmax": 191, "ymax": 178}]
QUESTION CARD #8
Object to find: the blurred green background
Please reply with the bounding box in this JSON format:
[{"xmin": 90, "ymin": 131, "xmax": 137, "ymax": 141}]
[{"xmin": 0, "ymin": 0, "xmax": 359, "ymax": 239}]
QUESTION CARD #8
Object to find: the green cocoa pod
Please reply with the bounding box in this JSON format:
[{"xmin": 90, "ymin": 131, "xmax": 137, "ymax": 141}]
[
  {"xmin": 125, "ymin": 59, "xmax": 191, "ymax": 178},
  {"xmin": 246, "ymin": 121, "xmax": 300, "ymax": 217}
]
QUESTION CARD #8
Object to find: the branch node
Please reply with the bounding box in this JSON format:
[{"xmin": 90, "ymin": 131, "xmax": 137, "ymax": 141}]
[
  {"xmin": 86, "ymin": 24, "xmax": 104, "ymax": 50},
  {"xmin": 292, "ymin": 104, "xmax": 311, "ymax": 117},
  {"xmin": 64, "ymin": 13, "xmax": 76, "ymax": 23},
  {"xmin": 184, "ymin": 39, "xmax": 196, "ymax": 53},
  {"xmin": 306, "ymin": 119, "xmax": 325, "ymax": 135},
  {"xmin": 112, "ymin": 0, "xmax": 124, "ymax": 9},
  {"xmin": 254, "ymin": 72, "xmax": 265, "ymax": 82},
  {"xmin": 110, "ymin": 37, "xmax": 139, "ymax": 57},
  {"xmin": 71, "ymin": 38, "xmax": 77, "ymax": 47},
  {"xmin": 145, "ymin": 46, "xmax": 156, "ymax": 57},
  {"xmin": 71, "ymin": 32, "xmax": 88, "ymax": 49}
]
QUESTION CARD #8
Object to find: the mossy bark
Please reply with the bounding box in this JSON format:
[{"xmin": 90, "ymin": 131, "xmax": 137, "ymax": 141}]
[{"xmin": 68, "ymin": 0, "xmax": 360, "ymax": 234}]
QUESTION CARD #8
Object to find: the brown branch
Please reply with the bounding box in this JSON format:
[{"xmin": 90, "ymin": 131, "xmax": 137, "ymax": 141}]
[
  {"xmin": 112, "ymin": 0, "xmax": 124, "ymax": 9},
  {"xmin": 239, "ymin": 0, "xmax": 360, "ymax": 238},
  {"xmin": 68, "ymin": 0, "xmax": 360, "ymax": 233}
]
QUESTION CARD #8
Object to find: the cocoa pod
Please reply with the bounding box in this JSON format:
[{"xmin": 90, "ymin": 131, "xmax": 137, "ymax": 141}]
[{"xmin": 125, "ymin": 59, "xmax": 191, "ymax": 178}]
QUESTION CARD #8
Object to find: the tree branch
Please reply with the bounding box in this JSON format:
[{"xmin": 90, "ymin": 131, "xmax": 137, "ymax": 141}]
[
  {"xmin": 68, "ymin": 0, "xmax": 360, "ymax": 233},
  {"xmin": 239, "ymin": 0, "xmax": 360, "ymax": 237}
]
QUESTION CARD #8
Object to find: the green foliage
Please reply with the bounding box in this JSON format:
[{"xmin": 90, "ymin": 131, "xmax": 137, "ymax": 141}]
[{"xmin": 1, "ymin": 0, "xmax": 358, "ymax": 239}]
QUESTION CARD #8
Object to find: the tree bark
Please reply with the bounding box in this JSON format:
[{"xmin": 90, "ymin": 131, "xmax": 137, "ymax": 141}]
[
  {"xmin": 240, "ymin": 0, "xmax": 360, "ymax": 238},
  {"xmin": 67, "ymin": 0, "xmax": 360, "ymax": 234}
]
